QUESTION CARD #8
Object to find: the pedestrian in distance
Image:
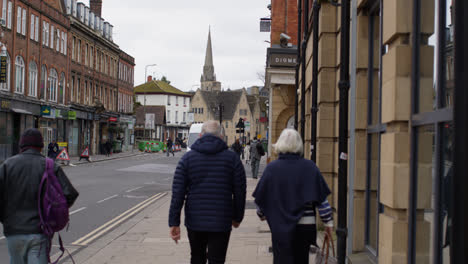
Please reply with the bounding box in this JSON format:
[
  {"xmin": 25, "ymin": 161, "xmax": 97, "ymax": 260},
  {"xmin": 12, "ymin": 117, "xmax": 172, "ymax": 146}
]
[
  {"xmin": 244, "ymin": 142, "xmax": 250, "ymax": 165},
  {"xmin": 0, "ymin": 128, "xmax": 79, "ymax": 264},
  {"xmin": 47, "ymin": 139, "xmax": 59, "ymax": 159},
  {"xmin": 250, "ymin": 137, "xmax": 264, "ymax": 179},
  {"xmin": 105, "ymin": 139, "xmax": 112, "ymax": 157},
  {"xmin": 231, "ymin": 138, "xmax": 242, "ymax": 157},
  {"xmin": 166, "ymin": 137, "xmax": 175, "ymax": 157},
  {"xmin": 169, "ymin": 120, "xmax": 246, "ymax": 264},
  {"xmin": 253, "ymin": 129, "xmax": 333, "ymax": 264}
]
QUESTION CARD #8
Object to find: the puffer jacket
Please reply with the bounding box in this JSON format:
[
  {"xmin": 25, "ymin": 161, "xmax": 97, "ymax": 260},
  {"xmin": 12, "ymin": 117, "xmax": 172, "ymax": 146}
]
[
  {"xmin": 0, "ymin": 149, "xmax": 79, "ymax": 236},
  {"xmin": 250, "ymin": 140, "xmax": 261, "ymax": 160},
  {"xmin": 169, "ymin": 134, "xmax": 246, "ymax": 232}
]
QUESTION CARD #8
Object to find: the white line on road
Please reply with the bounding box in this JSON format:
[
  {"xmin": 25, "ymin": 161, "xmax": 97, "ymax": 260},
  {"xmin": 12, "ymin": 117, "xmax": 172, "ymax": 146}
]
[
  {"xmin": 0, "ymin": 236, "xmax": 5, "ymax": 240},
  {"xmin": 125, "ymin": 186, "xmax": 143, "ymax": 193},
  {"xmin": 72, "ymin": 192, "xmax": 166, "ymax": 246},
  {"xmin": 144, "ymin": 181, "xmax": 155, "ymax": 185},
  {"xmin": 97, "ymin": 194, "xmax": 119, "ymax": 204},
  {"xmin": 70, "ymin": 207, "xmax": 87, "ymax": 215}
]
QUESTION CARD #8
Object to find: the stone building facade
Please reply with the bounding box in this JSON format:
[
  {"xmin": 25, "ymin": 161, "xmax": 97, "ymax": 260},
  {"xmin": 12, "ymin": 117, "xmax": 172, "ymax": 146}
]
[{"xmin": 267, "ymin": 0, "xmax": 461, "ymax": 263}]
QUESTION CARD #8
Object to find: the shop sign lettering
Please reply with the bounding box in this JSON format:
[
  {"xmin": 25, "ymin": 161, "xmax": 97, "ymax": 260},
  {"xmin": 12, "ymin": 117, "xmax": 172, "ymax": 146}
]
[
  {"xmin": 0, "ymin": 99, "xmax": 10, "ymax": 109},
  {"xmin": 0, "ymin": 56, "xmax": 7, "ymax": 83}
]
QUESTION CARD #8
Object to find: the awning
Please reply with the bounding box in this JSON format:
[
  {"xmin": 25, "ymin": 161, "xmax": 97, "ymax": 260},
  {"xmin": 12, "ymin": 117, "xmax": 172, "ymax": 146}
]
[{"xmin": 11, "ymin": 108, "xmax": 32, "ymax": 115}]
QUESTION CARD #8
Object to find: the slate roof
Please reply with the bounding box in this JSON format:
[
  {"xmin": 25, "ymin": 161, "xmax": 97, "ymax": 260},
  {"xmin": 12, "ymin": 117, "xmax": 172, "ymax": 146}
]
[
  {"xmin": 200, "ymin": 90, "xmax": 243, "ymax": 121},
  {"xmin": 247, "ymin": 95, "xmax": 268, "ymax": 114},
  {"xmin": 134, "ymin": 81, "xmax": 190, "ymax": 96},
  {"xmin": 135, "ymin": 106, "xmax": 166, "ymax": 126}
]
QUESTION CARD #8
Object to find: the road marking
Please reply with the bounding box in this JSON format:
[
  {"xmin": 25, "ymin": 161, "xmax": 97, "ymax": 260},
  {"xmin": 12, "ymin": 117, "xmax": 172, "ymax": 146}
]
[
  {"xmin": 125, "ymin": 186, "xmax": 143, "ymax": 193},
  {"xmin": 144, "ymin": 181, "xmax": 155, "ymax": 185},
  {"xmin": 97, "ymin": 194, "xmax": 119, "ymax": 204},
  {"xmin": 0, "ymin": 236, "xmax": 5, "ymax": 240},
  {"xmin": 72, "ymin": 192, "xmax": 166, "ymax": 246},
  {"xmin": 70, "ymin": 207, "xmax": 87, "ymax": 215},
  {"xmin": 123, "ymin": 195, "xmax": 148, "ymax": 199}
]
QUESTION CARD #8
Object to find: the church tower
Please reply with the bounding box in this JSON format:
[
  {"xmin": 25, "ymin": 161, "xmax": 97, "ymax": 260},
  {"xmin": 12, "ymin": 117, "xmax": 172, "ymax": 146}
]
[{"xmin": 201, "ymin": 28, "xmax": 222, "ymax": 91}]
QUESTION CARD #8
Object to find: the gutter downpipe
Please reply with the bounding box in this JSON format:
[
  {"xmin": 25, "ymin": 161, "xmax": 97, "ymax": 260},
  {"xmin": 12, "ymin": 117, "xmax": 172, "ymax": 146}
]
[
  {"xmin": 295, "ymin": 0, "xmax": 302, "ymax": 130},
  {"xmin": 310, "ymin": 0, "xmax": 320, "ymax": 162},
  {"xmin": 337, "ymin": 0, "xmax": 351, "ymax": 263},
  {"xmin": 347, "ymin": 0, "xmax": 358, "ymax": 257},
  {"xmin": 300, "ymin": 0, "xmax": 309, "ymax": 141}
]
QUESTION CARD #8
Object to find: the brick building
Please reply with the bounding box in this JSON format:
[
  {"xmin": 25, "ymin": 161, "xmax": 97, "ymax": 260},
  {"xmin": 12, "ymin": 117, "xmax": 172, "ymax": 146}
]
[
  {"xmin": 265, "ymin": 0, "xmax": 466, "ymax": 263},
  {"xmin": 0, "ymin": 0, "xmax": 135, "ymax": 161},
  {"xmin": 0, "ymin": 0, "xmax": 70, "ymax": 161}
]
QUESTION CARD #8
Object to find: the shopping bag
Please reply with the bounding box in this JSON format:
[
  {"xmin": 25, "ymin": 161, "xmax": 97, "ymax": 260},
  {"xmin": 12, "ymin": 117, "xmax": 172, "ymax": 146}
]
[{"xmin": 315, "ymin": 234, "xmax": 337, "ymax": 264}]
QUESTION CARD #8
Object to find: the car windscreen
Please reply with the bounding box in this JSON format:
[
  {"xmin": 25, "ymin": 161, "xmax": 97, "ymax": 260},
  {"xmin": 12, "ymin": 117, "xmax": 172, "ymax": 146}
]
[{"xmin": 187, "ymin": 133, "xmax": 200, "ymax": 148}]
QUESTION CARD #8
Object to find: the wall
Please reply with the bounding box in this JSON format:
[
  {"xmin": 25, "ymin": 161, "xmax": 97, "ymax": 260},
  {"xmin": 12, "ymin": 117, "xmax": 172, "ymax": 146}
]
[{"xmin": 271, "ymin": 0, "xmax": 298, "ymax": 46}]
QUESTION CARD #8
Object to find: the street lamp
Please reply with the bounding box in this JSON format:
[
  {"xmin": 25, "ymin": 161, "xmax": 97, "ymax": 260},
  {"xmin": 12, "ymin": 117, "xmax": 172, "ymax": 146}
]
[{"xmin": 144, "ymin": 64, "xmax": 157, "ymax": 139}]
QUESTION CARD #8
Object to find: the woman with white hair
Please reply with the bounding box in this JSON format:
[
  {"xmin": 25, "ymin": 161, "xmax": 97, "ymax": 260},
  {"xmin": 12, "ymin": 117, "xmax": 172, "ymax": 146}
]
[{"xmin": 252, "ymin": 128, "xmax": 333, "ymax": 264}]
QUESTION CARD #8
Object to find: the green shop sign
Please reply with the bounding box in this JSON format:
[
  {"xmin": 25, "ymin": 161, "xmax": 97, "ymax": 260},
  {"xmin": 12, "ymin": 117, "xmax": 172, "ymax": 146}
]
[{"xmin": 68, "ymin": 111, "xmax": 77, "ymax": 120}]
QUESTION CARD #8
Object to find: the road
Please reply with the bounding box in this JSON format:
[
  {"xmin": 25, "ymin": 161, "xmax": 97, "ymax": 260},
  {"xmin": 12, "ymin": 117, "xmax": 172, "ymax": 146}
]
[{"xmin": 0, "ymin": 151, "xmax": 183, "ymax": 261}]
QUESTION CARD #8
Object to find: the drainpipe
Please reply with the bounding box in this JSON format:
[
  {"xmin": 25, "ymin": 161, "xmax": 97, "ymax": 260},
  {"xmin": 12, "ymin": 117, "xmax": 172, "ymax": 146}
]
[
  {"xmin": 452, "ymin": 0, "xmax": 468, "ymax": 262},
  {"xmin": 347, "ymin": 0, "xmax": 358, "ymax": 256},
  {"xmin": 337, "ymin": 0, "xmax": 351, "ymax": 263},
  {"xmin": 295, "ymin": 0, "xmax": 302, "ymax": 130},
  {"xmin": 300, "ymin": 0, "xmax": 309, "ymax": 141},
  {"xmin": 310, "ymin": 0, "xmax": 320, "ymax": 162}
]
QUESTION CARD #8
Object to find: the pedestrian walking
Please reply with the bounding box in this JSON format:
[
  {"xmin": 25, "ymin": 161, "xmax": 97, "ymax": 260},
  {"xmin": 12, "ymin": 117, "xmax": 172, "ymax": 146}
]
[
  {"xmin": 105, "ymin": 140, "xmax": 112, "ymax": 157},
  {"xmin": 47, "ymin": 139, "xmax": 59, "ymax": 159},
  {"xmin": 252, "ymin": 129, "xmax": 333, "ymax": 264},
  {"xmin": 0, "ymin": 128, "xmax": 79, "ymax": 264},
  {"xmin": 166, "ymin": 138, "xmax": 175, "ymax": 157},
  {"xmin": 231, "ymin": 139, "xmax": 242, "ymax": 157},
  {"xmin": 244, "ymin": 143, "xmax": 250, "ymax": 164},
  {"xmin": 169, "ymin": 120, "xmax": 246, "ymax": 264},
  {"xmin": 250, "ymin": 137, "xmax": 264, "ymax": 179}
]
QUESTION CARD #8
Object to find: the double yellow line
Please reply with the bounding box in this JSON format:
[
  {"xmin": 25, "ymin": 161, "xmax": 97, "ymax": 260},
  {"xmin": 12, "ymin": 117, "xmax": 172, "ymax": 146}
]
[{"xmin": 72, "ymin": 192, "xmax": 167, "ymax": 246}]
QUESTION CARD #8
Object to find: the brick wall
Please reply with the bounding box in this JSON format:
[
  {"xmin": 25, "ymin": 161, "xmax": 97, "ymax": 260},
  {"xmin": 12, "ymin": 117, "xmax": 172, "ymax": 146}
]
[{"xmin": 271, "ymin": 0, "xmax": 298, "ymax": 46}]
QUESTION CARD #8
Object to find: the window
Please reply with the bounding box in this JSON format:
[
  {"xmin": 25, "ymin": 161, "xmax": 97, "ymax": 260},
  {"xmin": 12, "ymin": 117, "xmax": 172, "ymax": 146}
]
[
  {"xmin": 200, "ymin": 108, "xmax": 203, "ymax": 114},
  {"xmin": 40, "ymin": 65, "xmax": 46, "ymax": 100},
  {"xmin": 48, "ymin": 69, "xmax": 57, "ymax": 102},
  {"xmin": 183, "ymin": 112, "xmax": 186, "ymax": 122},
  {"xmin": 42, "ymin": 21, "xmax": 46, "ymax": 45},
  {"xmin": 64, "ymin": 33, "xmax": 67, "ymax": 55},
  {"xmin": 16, "ymin": 6, "xmax": 20, "ymax": 34},
  {"xmin": 34, "ymin": 16, "xmax": 38, "ymax": 41},
  {"xmin": 176, "ymin": 96, "xmax": 179, "ymax": 105},
  {"xmin": 7, "ymin": 1, "xmax": 11, "ymax": 29},
  {"xmin": 71, "ymin": 36, "xmax": 75, "ymax": 60},
  {"xmin": 85, "ymin": 44, "xmax": 88, "ymax": 66},
  {"xmin": 2, "ymin": 0, "xmax": 6, "ymax": 22},
  {"xmin": 0, "ymin": 52, "xmax": 10, "ymax": 91},
  {"xmin": 14, "ymin": 56, "xmax": 24, "ymax": 94},
  {"xmin": 175, "ymin": 111, "xmax": 178, "ymax": 123},
  {"xmin": 30, "ymin": 14, "xmax": 34, "ymax": 39},
  {"xmin": 28, "ymin": 61, "xmax": 37, "ymax": 97},
  {"xmin": 56, "ymin": 29, "xmax": 60, "ymax": 52},
  {"xmin": 225, "ymin": 121, "xmax": 228, "ymax": 128},
  {"xmin": 61, "ymin": 32, "xmax": 65, "ymax": 54},
  {"xmin": 77, "ymin": 39, "xmax": 81, "ymax": 63},
  {"xmin": 70, "ymin": 76, "xmax": 74, "ymax": 102},
  {"xmin": 167, "ymin": 95, "xmax": 170, "ymax": 105},
  {"xmin": 76, "ymin": 78, "xmax": 80, "ymax": 103},
  {"xmin": 167, "ymin": 110, "xmax": 170, "ymax": 122},
  {"xmin": 183, "ymin": 97, "xmax": 186, "ymax": 105},
  {"xmin": 21, "ymin": 8, "xmax": 25, "ymax": 35},
  {"xmin": 59, "ymin": 73, "xmax": 65, "ymax": 104},
  {"xmin": 50, "ymin": 25, "xmax": 54, "ymax": 49},
  {"xmin": 89, "ymin": 47, "xmax": 93, "ymax": 68}
]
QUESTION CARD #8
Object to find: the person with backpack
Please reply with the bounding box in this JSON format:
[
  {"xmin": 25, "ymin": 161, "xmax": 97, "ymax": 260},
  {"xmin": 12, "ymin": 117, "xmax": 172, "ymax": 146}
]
[
  {"xmin": 250, "ymin": 137, "xmax": 264, "ymax": 179},
  {"xmin": 0, "ymin": 128, "xmax": 79, "ymax": 264},
  {"xmin": 166, "ymin": 138, "xmax": 174, "ymax": 157}
]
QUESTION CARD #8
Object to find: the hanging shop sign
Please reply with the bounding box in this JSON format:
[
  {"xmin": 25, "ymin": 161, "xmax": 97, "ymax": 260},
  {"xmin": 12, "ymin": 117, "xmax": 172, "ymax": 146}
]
[
  {"xmin": 0, "ymin": 99, "xmax": 11, "ymax": 110},
  {"xmin": 109, "ymin": 117, "xmax": 118, "ymax": 122},
  {"xmin": 68, "ymin": 111, "xmax": 77, "ymax": 120},
  {"xmin": 41, "ymin": 106, "xmax": 55, "ymax": 118},
  {"xmin": 0, "ymin": 56, "xmax": 7, "ymax": 83}
]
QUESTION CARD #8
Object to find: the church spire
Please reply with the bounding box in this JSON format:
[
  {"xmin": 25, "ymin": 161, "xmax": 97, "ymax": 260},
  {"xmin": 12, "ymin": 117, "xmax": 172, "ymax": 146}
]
[{"xmin": 204, "ymin": 27, "xmax": 214, "ymax": 67}]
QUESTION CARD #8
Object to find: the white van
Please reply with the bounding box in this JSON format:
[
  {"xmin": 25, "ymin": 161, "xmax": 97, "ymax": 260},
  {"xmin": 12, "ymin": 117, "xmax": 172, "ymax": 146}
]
[{"xmin": 187, "ymin": 123, "xmax": 203, "ymax": 151}]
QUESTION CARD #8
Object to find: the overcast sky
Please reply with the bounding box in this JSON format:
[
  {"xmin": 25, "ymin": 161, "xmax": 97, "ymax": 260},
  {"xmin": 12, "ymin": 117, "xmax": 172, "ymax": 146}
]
[{"xmin": 83, "ymin": 0, "xmax": 271, "ymax": 91}]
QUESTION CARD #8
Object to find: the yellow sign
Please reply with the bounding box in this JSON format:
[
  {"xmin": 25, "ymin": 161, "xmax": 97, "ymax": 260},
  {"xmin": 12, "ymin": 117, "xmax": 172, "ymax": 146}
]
[
  {"xmin": 58, "ymin": 142, "xmax": 68, "ymax": 147},
  {"xmin": 257, "ymin": 134, "xmax": 262, "ymax": 139}
]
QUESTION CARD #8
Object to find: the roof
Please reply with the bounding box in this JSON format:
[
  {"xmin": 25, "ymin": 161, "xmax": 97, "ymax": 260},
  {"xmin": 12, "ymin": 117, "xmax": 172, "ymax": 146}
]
[
  {"xmin": 246, "ymin": 95, "xmax": 268, "ymax": 113},
  {"xmin": 199, "ymin": 90, "xmax": 243, "ymax": 121},
  {"xmin": 134, "ymin": 81, "xmax": 190, "ymax": 96},
  {"xmin": 135, "ymin": 106, "xmax": 166, "ymax": 126}
]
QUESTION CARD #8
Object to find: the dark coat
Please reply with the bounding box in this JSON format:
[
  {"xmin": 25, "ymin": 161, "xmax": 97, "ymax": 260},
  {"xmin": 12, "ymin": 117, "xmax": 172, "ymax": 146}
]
[
  {"xmin": 167, "ymin": 139, "xmax": 173, "ymax": 148},
  {"xmin": 253, "ymin": 153, "xmax": 330, "ymax": 257},
  {"xmin": 0, "ymin": 149, "xmax": 79, "ymax": 236},
  {"xmin": 47, "ymin": 142, "xmax": 59, "ymax": 158},
  {"xmin": 231, "ymin": 142, "xmax": 242, "ymax": 156},
  {"xmin": 169, "ymin": 134, "xmax": 246, "ymax": 232}
]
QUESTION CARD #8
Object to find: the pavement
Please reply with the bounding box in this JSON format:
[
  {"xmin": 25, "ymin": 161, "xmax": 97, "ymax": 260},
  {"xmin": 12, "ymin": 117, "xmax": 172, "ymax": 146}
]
[{"xmin": 57, "ymin": 154, "xmax": 331, "ymax": 264}]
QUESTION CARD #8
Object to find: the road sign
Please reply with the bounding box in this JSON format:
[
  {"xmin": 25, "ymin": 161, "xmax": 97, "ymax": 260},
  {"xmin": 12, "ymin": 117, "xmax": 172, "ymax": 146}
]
[
  {"xmin": 57, "ymin": 148, "xmax": 70, "ymax": 161},
  {"xmin": 80, "ymin": 147, "xmax": 90, "ymax": 158}
]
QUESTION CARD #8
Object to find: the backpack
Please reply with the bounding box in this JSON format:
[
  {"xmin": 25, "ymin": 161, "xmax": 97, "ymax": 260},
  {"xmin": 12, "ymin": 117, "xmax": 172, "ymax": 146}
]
[
  {"xmin": 38, "ymin": 158, "xmax": 72, "ymax": 264},
  {"xmin": 256, "ymin": 143, "xmax": 265, "ymax": 156}
]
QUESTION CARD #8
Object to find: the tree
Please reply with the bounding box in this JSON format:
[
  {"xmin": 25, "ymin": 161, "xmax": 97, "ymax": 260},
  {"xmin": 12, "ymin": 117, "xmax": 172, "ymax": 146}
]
[
  {"xmin": 257, "ymin": 71, "xmax": 265, "ymax": 85},
  {"xmin": 161, "ymin": 76, "xmax": 171, "ymax": 84}
]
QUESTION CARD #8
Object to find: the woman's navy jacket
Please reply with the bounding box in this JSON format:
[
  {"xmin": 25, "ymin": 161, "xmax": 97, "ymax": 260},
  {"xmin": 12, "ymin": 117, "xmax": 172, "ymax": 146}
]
[
  {"xmin": 169, "ymin": 134, "xmax": 247, "ymax": 232},
  {"xmin": 253, "ymin": 153, "xmax": 331, "ymax": 246}
]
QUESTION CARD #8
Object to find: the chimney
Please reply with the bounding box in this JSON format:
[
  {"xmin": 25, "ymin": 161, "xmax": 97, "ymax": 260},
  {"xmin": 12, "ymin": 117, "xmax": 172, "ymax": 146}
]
[
  {"xmin": 90, "ymin": 0, "xmax": 102, "ymax": 17},
  {"xmin": 147, "ymin": 75, "xmax": 152, "ymax": 83}
]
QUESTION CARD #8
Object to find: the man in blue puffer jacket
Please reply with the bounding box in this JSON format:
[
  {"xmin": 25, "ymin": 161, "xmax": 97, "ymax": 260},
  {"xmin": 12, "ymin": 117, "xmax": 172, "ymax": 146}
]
[{"xmin": 169, "ymin": 120, "xmax": 246, "ymax": 264}]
